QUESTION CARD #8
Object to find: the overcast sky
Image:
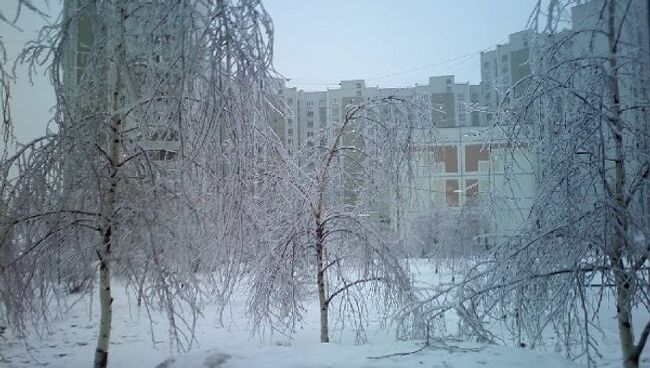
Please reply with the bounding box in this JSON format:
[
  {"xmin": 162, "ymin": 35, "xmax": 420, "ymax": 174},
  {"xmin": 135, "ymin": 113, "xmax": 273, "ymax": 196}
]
[
  {"xmin": 264, "ymin": 0, "xmax": 538, "ymax": 90},
  {"xmin": 2, "ymin": 0, "xmax": 538, "ymax": 145},
  {"xmin": 1, "ymin": 1, "xmax": 60, "ymax": 146}
]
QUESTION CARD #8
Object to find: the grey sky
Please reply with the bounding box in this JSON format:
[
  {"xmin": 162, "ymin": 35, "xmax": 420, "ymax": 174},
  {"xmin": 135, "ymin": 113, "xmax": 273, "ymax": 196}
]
[
  {"xmin": 2, "ymin": 0, "xmax": 538, "ymax": 145},
  {"xmin": 264, "ymin": 0, "xmax": 538, "ymax": 90},
  {"xmin": 1, "ymin": 1, "xmax": 59, "ymax": 147}
]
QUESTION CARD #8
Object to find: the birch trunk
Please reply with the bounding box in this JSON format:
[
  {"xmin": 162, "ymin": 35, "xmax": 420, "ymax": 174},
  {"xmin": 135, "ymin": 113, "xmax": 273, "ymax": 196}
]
[
  {"xmin": 312, "ymin": 110, "xmax": 350, "ymax": 344},
  {"xmin": 94, "ymin": 3, "xmax": 124, "ymax": 366},
  {"xmin": 607, "ymin": 1, "xmax": 638, "ymax": 367},
  {"xmin": 315, "ymin": 212, "xmax": 329, "ymax": 343},
  {"xmin": 95, "ymin": 228, "xmax": 113, "ymax": 368}
]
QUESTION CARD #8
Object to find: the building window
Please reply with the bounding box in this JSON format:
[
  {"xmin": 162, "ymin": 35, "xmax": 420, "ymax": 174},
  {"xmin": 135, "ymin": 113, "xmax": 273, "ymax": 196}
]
[
  {"xmin": 446, "ymin": 78, "xmax": 452, "ymax": 84},
  {"xmin": 288, "ymin": 118, "xmax": 293, "ymax": 125},
  {"xmin": 466, "ymin": 179, "xmax": 479, "ymax": 202},
  {"xmin": 431, "ymin": 145, "xmax": 458, "ymax": 173},
  {"xmin": 306, "ymin": 141, "xmax": 314, "ymax": 147},
  {"xmin": 356, "ymin": 90, "xmax": 362, "ymax": 97},
  {"xmin": 457, "ymin": 93, "xmax": 465, "ymax": 100},
  {"xmin": 288, "ymin": 128, "xmax": 293, "ymax": 135},
  {"xmin": 471, "ymin": 111, "xmax": 480, "ymax": 126},
  {"xmin": 486, "ymin": 113, "xmax": 493, "ymax": 121},
  {"xmin": 287, "ymin": 98, "xmax": 293, "ymax": 104},
  {"xmin": 446, "ymin": 179, "xmax": 459, "ymax": 207},
  {"xmin": 319, "ymin": 99, "xmax": 326, "ymax": 106},
  {"xmin": 307, "ymin": 111, "xmax": 314, "ymax": 118},
  {"xmin": 287, "ymin": 139, "xmax": 293, "ymax": 145},
  {"xmin": 465, "ymin": 145, "xmax": 490, "ymax": 172},
  {"xmin": 162, "ymin": 150, "xmax": 177, "ymax": 161},
  {"xmin": 459, "ymin": 113, "xmax": 466, "ymax": 122},
  {"xmin": 307, "ymin": 121, "xmax": 314, "ymax": 128},
  {"xmin": 307, "ymin": 131, "xmax": 314, "ymax": 137},
  {"xmin": 307, "ymin": 101, "xmax": 314, "ymax": 107},
  {"xmin": 501, "ymin": 54, "xmax": 508, "ymax": 62},
  {"xmin": 150, "ymin": 128, "xmax": 179, "ymax": 141},
  {"xmin": 356, "ymin": 82, "xmax": 362, "ymax": 88}
]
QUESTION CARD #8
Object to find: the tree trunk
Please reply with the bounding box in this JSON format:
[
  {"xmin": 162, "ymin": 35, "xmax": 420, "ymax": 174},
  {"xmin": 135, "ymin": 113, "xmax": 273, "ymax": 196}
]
[
  {"xmin": 94, "ymin": 4, "xmax": 124, "ymax": 365},
  {"xmin": 136, "ymin": 260, "xmax": 149, "ymax": 307},
  {"xmin": 315, "ymin": 217, "xmax": 329, "ymax": 343},
  {"xmin": 95, "ymin": 228, "xmax": 113, "ymax": 368},
  {"xmin": 312, "ymin": 104, "xmax": 355, "ymax": 343},
  {"xmin": 606, "ymin": 1, "xmax": 638, "ymax": 367}
]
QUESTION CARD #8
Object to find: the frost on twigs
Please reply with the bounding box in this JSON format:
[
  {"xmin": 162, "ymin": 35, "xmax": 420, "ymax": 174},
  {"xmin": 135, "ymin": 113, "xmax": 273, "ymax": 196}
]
[
  {"xmin": 0, "ymin": 0, "xmax": 275, "ymax": 365},
  {"xmin": 246, "ymin": 96, "xmax": 439, "ymax": 343},
  {"xmin": 402, "ymin": 1, "xmax": 650, "ymax": 367}
]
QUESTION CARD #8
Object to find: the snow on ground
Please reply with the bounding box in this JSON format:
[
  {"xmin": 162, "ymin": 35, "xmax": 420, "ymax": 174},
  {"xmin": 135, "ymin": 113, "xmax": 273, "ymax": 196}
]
[
  {"xmin": 157, "ymin": 340, "xmax": 578, "ymax": 368},
  {"xmin": 0, "ymin": 260, "xmax": 647, "ymax": 367}
]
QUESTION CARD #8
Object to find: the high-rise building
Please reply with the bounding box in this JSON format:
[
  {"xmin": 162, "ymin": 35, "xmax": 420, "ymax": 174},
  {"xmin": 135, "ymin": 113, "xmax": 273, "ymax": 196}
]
[
  {"xmin": 480, "ymin": 30, "xmax": 534, "ymax": 119},
  {"xmin": 273, "ymin": 75, "xmax": 490, "ymax": 151},
  {"xmin": 270, "ymin": 72, "xmax": 536, "ymax": 244},
  {"xmin": 62, "ymin": 0, "xmax": 191, "ymax": 168}
]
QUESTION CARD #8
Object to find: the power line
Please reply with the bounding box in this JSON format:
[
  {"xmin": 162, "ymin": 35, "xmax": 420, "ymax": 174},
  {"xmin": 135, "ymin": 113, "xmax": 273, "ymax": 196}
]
[
  {"xmin": 365, "ymin": 50, "xmax": 483, "ymax": 82},
  {"xmin": 284, "ymin": 49, "xmax": 490, "ymax": 89}
]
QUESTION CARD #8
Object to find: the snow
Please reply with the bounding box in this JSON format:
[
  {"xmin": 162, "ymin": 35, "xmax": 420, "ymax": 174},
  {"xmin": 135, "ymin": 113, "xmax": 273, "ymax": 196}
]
[
  {"xmin": 0, "ymin": 261, "xmax": 647, "ymax": 367},
  {"xmin": 156, "ymin": 342, "xmax": 577, "ymax": 368}
]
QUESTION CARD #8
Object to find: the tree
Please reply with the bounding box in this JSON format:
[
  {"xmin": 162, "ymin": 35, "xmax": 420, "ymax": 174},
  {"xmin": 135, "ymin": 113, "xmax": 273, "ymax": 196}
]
[
  {"xmin": 247, "ymin": 96, "xmax": 436, "ymax": 343},
  {"xmin": 405, "ymin": 195, "xmax": 491, "ymax": 261},
  {"xmin": 406, "ymin": 1, "xmax": 650, "ymax": 367},
  {"xmin": 0, "ymin": 0, "xmax": 51, "ymax": 337},
  {"xmin": 0, "ymin": 1, "xmax": 274, "ymax": 367}
]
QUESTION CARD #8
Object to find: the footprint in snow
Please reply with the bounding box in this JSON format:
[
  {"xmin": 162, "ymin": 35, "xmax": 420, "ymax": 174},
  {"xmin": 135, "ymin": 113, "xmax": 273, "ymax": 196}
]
[
  {"xmin": 204, "ymin": 353, "xmax": 231, "ymax": 368},
  {"xmin": 156, "ymin": 352, "xmax": 231, "ymax": 368}
]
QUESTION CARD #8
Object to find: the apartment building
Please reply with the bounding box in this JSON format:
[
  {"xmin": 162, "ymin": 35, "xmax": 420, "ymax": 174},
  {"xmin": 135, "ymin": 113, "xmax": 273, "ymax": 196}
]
[
  {"xmin": 62, "ymin": 0, "xmax": 192, "ymax": 168},
  {"xmin": 270, "ymin": 72, "xmax": 536, "ymax": 242},
  {"xmin": 273, "ymin": 76, "xmax": 485, "ymax": 149},
  {"xmin": 480, "ymin": 29, "xmax": 533, "ymax": 117}
]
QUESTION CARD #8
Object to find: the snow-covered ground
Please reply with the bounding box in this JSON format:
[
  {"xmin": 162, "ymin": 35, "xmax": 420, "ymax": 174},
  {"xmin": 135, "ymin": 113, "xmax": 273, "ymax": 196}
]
[{"xmin": 1, "ymin": 260, "xmax": 647, "ymax": 367}]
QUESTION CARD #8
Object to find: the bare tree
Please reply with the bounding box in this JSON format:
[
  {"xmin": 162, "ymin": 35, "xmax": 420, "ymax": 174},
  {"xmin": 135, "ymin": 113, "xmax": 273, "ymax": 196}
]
[
  {"xmin": 404, "ymin": 1, "xmax": 650, "ymax": 367},
  {"xmin": 0, "ymin": 0, "xmax": 52, "ymax": 339},
  {"xmin": 247, "ymin": 97, "xmax": 436, "ymax": 343},
  {"xmin": 0, "ymin": 0, "xmax": 274, "ymax": 367}
]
